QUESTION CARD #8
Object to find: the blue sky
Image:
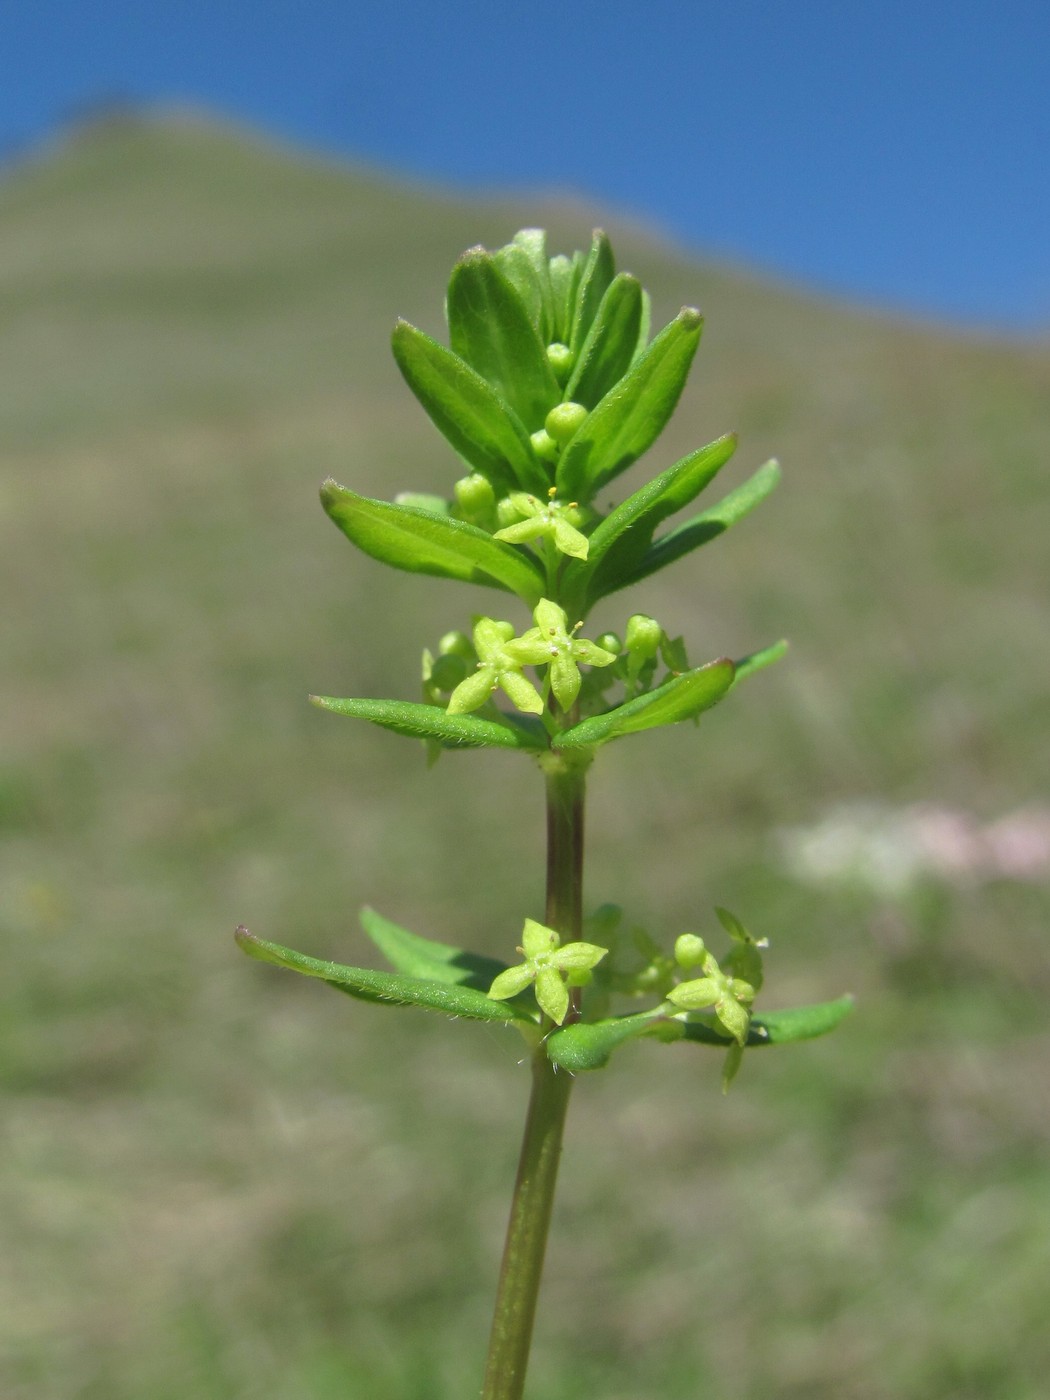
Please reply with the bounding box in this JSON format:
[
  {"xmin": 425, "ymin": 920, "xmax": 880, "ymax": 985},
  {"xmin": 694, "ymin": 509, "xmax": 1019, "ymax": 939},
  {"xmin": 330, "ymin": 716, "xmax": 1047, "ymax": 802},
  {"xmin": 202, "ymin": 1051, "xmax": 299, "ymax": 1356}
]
[{"xmin": 5, "ymin": 0, "xmax": 1048, "ymax": 333}]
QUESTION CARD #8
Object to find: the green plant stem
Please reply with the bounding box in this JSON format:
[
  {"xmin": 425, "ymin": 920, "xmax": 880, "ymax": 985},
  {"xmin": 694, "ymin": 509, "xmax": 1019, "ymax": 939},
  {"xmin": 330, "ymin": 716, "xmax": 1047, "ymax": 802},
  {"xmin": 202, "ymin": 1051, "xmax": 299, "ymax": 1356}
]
[{"xmin": 480, "ymin": 754, "xmax": 587, "ymax": 1400}]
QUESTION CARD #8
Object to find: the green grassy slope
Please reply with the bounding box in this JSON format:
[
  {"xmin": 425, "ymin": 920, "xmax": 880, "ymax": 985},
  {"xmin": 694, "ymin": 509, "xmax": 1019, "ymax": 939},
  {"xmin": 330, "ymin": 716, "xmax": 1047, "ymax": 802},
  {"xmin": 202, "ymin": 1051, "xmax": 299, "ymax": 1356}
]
[{"xmin": 3, "ymin": 114, "xmax": 1049, "ymax": 1400}]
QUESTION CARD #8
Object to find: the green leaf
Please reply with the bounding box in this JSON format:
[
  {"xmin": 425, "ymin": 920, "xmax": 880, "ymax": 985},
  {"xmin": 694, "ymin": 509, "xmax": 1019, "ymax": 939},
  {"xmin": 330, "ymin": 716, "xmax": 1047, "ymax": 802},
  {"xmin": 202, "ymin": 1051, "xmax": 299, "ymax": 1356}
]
[
  {"xmin": 732, "ymin": 639, "xmax": 788, "ymax": 685},
  {"xmin": 556, "ymin": 308, "xmax": 704, "ymax": 501},
  {"xmin": 493, "ymin": 230, "xmax": 554, "ymax": 343},
  {"xmin": 556, "ymin": 658, "xmax": 735, "ymax": 749},
  {"xmin": 569, "ymin": 229, "xmax": 616, "ymax": 355},
  {"xmin": 321, "ymin": 481, "xmax": 544, "ymax": 602},
  {"xmin": 391, "ymin": 322, "xmax": 546, "ymax": 494},
  {"xmin": 359, "ymin": 906, "xmax": 509, "ymax": 990},
  {"xmin": 563, "ymin": 273, "xmax": 644, "ymax": 409},
  {"xmin": 562, "ymin": 432, "xmax": 737, "ymax": 610},
  {"xmin": 310, "ymin": 696, "xmax": 545, "ymax": 751},
  {"xmin": 447, "ymin": 249, "xmax": 560, "ymax": 431},
  {"xmin": 545, "ymin": 1010, "xmax": 660, "ymax": 1071},
  {"xmin": 633, "ymin": 289, "xmax": 652, "ymax": 363},
  {"xmin": 679, "ymin": 995, "xmax": 855, "ymax": 1046},
  {"xmin": 547, "ymin": 253, "xmax": 580, "ymax": 345},
  {"xmin": 235, "ymin": 927, "xmax": 534, "ymax": 1022},
  {"xmin": 626, "ymin": 459, "xmax": 781, "ymax": 585},
  {"xmin": 394, "ymin": 490, "xmax": 451, "ymax": 516}
]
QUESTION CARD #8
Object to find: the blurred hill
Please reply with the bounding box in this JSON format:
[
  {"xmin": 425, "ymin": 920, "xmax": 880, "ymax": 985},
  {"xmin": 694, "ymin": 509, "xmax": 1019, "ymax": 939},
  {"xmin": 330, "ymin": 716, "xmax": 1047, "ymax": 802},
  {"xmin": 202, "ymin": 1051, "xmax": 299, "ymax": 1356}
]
[{"xmin": 3, "ymin": 114, "xmax": 1049, "ymax": 1400}]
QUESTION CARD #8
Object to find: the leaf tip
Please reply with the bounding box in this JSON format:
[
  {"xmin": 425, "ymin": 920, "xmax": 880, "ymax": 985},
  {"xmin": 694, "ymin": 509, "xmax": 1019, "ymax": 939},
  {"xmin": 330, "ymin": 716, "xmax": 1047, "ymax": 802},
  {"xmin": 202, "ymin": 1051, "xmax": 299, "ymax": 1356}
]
[
  {"xmin": 319, "ymin": 478, "xmax": 346, "ymax": 511},
  {"xmin": 457, "ymin": 244, "xmax": 489, "ymax": 268}
]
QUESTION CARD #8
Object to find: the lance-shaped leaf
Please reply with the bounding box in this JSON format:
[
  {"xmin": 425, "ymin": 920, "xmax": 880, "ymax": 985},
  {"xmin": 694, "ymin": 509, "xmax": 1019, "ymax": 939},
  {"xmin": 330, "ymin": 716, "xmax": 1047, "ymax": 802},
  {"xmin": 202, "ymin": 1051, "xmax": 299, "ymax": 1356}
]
[
  {"xmin": 556, "ymin": 658, "xmax": 735, "ymax": 749},
  {"xmin": 564, "ymin": 273, "xmax": 644, "ymax": 409},
  {"xmin": 548, "ymin": 252, "xmax": 581, "ymax": 345},
  {"xmin": 235, "ymin": 927, "xmax": 535, "ymax": 1023},
  {"xmin": 632, "ymin": 288, "xmax": 652, "ymax": 363},
  {"xmin": 545, "ymin": 1009, "xmax": 663, "ymax": 1071},
  {"xmin": 678, "ymin": 995, "xmax": 855, "ymax": 1046},
  {"xmin": 569, "ymin": 229, "xmax": 616, "ymax": 355},
  {"xmin": 493, "ymin": 230, "xmax": 555, "ymax": 344},
  {"xmin": 561, "ymin": 432, "xmax": 737, "ymax": 611},
  {"xmin": 447, "ymin": 249, "xmax": 560, "ymax": 431},
  {"xmin": 321, "ymin": 481, "xmax": 544, "ymax": 602},
  {"xmin": 391, "ymin": 322, "xmax": 547, "ymax": 495},
  {"xmin": 624, "ymin": 459, "xmax": 781, "ymax": 587},
  {"xmin": 732, "ymin": 639, "xmax": 788, "ymax": 686},
  {"xmin": 556, "ymin": 308, "xmax": 704, "ymax": 501},
  {"xmin": 310, "ymin": 696, "xmax": 546, "ymax": 751},
  {"xmin": 359, "ymin": 906, "xmax": 509, "ymax": 990}
]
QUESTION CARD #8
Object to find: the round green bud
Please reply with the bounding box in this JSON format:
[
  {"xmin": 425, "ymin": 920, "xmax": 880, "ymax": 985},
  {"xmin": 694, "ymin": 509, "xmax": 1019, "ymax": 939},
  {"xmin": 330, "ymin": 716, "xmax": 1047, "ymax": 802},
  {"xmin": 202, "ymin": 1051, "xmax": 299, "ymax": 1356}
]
[
  {"xmin": 453, "ymin": 472, "xmax": 495, "ymax": 516},
  {"xmin": 545, "ymin": 342, "xmax": 574, "ymax": 382},
  {"xmin": 545, "ymin": 401, "xmax": 588, "ymax": 446},
  {"xmin": 439, "ymin": 630, "xmax": 473, "ymax": 660},
  {"xmin": 674, "ymin": 933, "xmax": 708, "ymax": 970},
  {"xmin": 491, "ymin": 620, "xmax": 516, "ymax": 643},
  {"xmin": 430, "ymin": 652, "xmax": 468, "ymax": 692},
  {"xmin": 496, "ymin": 495, "xmax": 527, "ymax": 528},
  {"xmin": 596, "ymin": 632, "xmax": 622, "ymax": 656},
  {"xmin": 625, "ymin": 613, "xmax": 663, "ymax": 659},
  {"xmin": 529, "ymin": 428, "xmax": 560, "ymax": 464}
]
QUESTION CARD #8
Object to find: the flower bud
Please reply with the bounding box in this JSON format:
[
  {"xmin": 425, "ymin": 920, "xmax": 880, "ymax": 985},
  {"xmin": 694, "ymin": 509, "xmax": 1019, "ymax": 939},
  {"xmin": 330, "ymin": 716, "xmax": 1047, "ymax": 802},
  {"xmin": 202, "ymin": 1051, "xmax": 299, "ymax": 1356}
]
[
  {"xmin": 453, "ymin": 472, "xmax": 495, "ymax": 520},
  {"xmin": 596, "ymin": 632, "xmax": 622, "ymax": 656},
  {"xmin": 625, "ymin": 613, "xmax": 663, "ymax": 660},
  {"xmin": 430, "ymin": 652, "xmax": 468, "ymax": 692},
  {"xmin": 438, "ymin": 630, "xmax": 473, "ymax": 660},
  {"xmin": 496, "ymin": 495, "xmax": 527, "ymax": 528},
  {"xmin": 544, "ymin": 401, "xmax": 588, "ymax": 446},
  {"xmin": 529, "ymin": 429, "xmax": 560, "ymax": 464},
  {"xmin": 674, "ymin": 933, "xmax": 708, "ymax": 969},
  {"xmin": 545, "ymin": 341, "xmax": 574, "ymax": 382}
]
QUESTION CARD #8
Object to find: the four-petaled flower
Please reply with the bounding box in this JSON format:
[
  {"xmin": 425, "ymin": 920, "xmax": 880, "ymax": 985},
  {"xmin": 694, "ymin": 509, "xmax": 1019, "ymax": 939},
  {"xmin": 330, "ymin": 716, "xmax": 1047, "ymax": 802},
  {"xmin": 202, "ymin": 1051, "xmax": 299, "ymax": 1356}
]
[
  {"xmin": 446, "ymin": 617, "xmax": 545, "ymax": 716},
  {"xmin": 487, "ymin": 918, "xmax": 608, "ymax": 1025},
  {"xmin": 493, "ymin": 488, "xmax": 590, "ymax": 561},
  {"xmin": 505, "ymin": 599, "xmax": 617, "ymax": 711},
  {"xmin": 666, "ymin": 950, "xmax": 756, "ymax": 1046}
]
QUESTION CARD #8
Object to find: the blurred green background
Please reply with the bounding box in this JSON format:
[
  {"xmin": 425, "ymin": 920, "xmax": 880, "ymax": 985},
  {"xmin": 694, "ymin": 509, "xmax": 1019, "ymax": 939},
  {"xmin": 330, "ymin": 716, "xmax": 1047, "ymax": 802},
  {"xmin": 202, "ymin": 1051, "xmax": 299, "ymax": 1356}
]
[{"xmin": 3, "ymin": 115, "xmax": 1049, "ymax": 1399}]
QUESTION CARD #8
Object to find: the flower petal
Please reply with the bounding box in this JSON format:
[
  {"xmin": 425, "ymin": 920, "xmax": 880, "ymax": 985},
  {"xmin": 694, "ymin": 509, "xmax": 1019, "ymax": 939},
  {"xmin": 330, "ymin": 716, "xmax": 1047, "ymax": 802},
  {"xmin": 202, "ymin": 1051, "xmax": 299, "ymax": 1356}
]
[
  {"xmin": 667, "ymin": 977, "xmax": 720, "ymax": 1011},
  {"xmin": 533, "ymin": 598, "xmax": 568, "ymax": 635},
  {"xmin": 551, "ymin": 518, "xmax": 589, "ymax": 560},
  {"xmin": 522, "ymin": 918, "xmax": 560, "ymax": 958},
  {"xmin": 535, "ymin": 968, "xmax": 570, "ymax": 1024},
  {"xmin": 506, "ymin": 492, "xmax": 543, "ymax": 518},
  {"xmin": 504, "ymin": 631, "xmax": 558, "ymax": 666},
  {"xmin": 473, "ymin": 618, "xmax": 515, "ymax": 658},
  {"xmin": 446, "ymin": 666, "xmax": 496, "ymax": 714},
  {"xmin": 499, "ymin": 670, "xmax": 546, "ymax": 715},
  {"xmin": 715, "ymin": 996, "xmax": 751, "ymax": 1047},
  {"xmin": 571, "ymin": 639, "xmax": 617, "ymax": 667},
  {"xmin": 493, "ymin": 517, "xmax": 550, "ymax": 545},
  {"xmin": 488, "ymin": 964, "xmax": 536, "ymax": 1001},
  {"xmin": 550, "ymin": 941, "xmax": 608, "ymax": 972},
  {"xmin": 550, "ymin": 653, "xmax": 582, "ymax": 710}
]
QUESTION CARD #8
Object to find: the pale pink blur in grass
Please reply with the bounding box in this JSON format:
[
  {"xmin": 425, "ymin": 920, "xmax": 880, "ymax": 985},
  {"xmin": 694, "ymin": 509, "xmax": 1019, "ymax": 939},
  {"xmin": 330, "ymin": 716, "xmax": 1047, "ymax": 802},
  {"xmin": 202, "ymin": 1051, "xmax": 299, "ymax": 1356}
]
[{"xmin": 778, "ymin": 802, "xmax": 1050, "ymax": 896}]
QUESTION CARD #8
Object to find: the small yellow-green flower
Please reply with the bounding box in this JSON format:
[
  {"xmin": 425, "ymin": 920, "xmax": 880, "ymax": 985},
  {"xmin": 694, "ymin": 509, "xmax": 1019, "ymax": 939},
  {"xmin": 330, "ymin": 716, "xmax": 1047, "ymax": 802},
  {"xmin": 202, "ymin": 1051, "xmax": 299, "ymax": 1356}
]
[
  {"xmin": 493, "ymin": 488, "xmax": 590, "ymax": 560},
  {"xmin": 446, "ymin": 617, "xmax": 545, "ymax": 716},
  {"xmin": 666, "ymin": 947, "xmax": 755, "ymax": 1046},
  {"xmin": 488, "ymin": 917, "xmax": 608, "ymax": 1025},
  {"xmin": 504, "ymin": 598, "xmax": 617, "ymax": 710}
]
